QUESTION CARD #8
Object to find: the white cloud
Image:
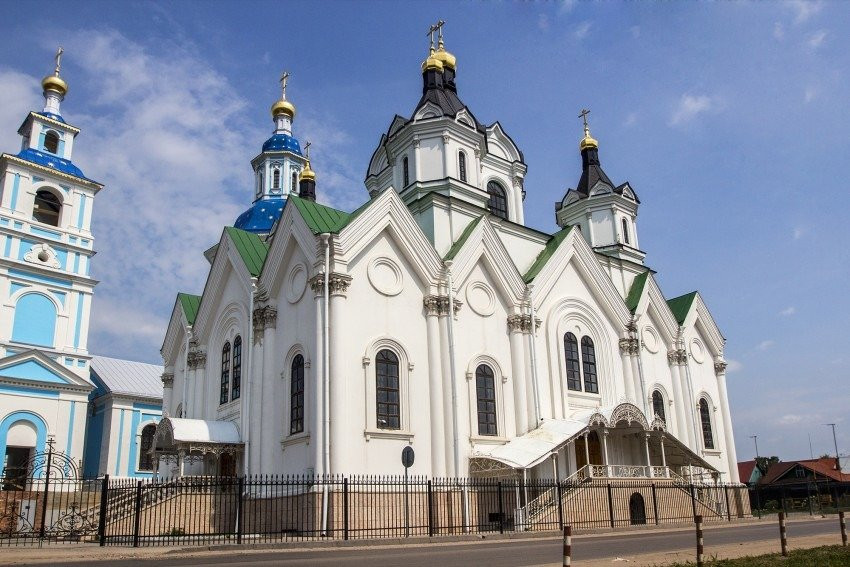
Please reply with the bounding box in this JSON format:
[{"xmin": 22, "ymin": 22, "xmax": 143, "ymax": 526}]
[
  {"xmin": 807, "ymin": 29, "xmax": 828, "ymax": 49},
  {"xmin": 630, "ymin": 26, "xmax": 641, "ymax": 39},
  {"xmin": 573, "ymin": 21, "xmax": 592, "ymax": 41},
  {"xmin": 777, "ymin": 414, "xmax": 804, "ymax": 425},
  {"xmin": 804, "ymin": 86, "xmax": 818, "ymax": 103},
  {"xmin": 787, "ymin": 0, "xmax": 823, "ymax": 24},
  {"xmin": 726, "ymin": 359, "xmax": 743, "ymax": 373},
  {"xmin": 779, "ymin": 306, "xmax": 796, "ymax": 317},
  {"xmin": 669, "ymin": 94, "xmax": 722, "ymax": 126},
  {"xmin": 538, "ymin": 14, "xmax": 550, "ymax": 31},
  {"xmin": 793, "ymin": 226, "xmax": 805, "ymax": 239},
  {"xmin": 623, "ymin": 112, "xmax": 637, "ymax": 127},
  {"xmin": 756, "ymin": 340, "xmax": 775, "ymax": 351},
  {"xmin": 559, "ymin": 0, "xmax": 577, "ymax": 15},
  {"xmin": 773, "ymin": 22, "xmax": 785, "ymax": 40},
  {"xmin": 0, "ymin": 69, "xmax": 43, "ymax": 152}
]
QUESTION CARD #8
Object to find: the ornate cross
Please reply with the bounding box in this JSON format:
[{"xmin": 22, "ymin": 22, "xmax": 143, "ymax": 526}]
[
  {"xmin": 578, "ymin": 108, "xmax": 591, "ymax": 129},
  {"xmin": 427, "ymin": 20, "xmax": 445, "ymax": 50},
  {"xmin": 303, "ymin": 140, "xmax": 311, "ymax": 159},
  {"xmin": 54, "ymin": 46, "xmax": 64, "ymax": 75},
  {"xmin": 280, "ymin": 71, "xmax": 290, "ymax": 99}
]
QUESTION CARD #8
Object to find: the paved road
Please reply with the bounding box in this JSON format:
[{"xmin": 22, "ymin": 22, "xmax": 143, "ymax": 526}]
[{"xmin": 47, "ymin": 518, "xmax": 837, "ymax": 567}]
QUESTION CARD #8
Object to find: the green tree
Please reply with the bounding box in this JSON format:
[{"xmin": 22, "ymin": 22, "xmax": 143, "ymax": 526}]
[{"xmin": 756, "ymin": 456, "xmax": 780, "ymax": 475}]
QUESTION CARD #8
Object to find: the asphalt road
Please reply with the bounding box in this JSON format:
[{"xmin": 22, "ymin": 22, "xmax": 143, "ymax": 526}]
[{"xmin": 47, "ymin": 518, "xmax": 838, "ymax": 567}]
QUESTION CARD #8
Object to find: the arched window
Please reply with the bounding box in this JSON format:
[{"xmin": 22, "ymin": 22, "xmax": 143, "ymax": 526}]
[
  {"xmin": 290, "ymin": 354, "xmax": 305, "ymax": 434},
  {"xmin": 487, "ymin": 181, "xmax": 508, "ymax": 219},
  {"xmin": 33, "ymin": 190, "xmax": 61, "ymax": 226},
  {"xmin": 622, "ymin": 218, "xmax": 630, "ymax": 245},
  {"xmin": 652, "ymin": 390, "xmax": 666, "ymax": 424},
  {"xmin": 292, "ymin": 171, "xmax": 298, "ymax": 193},
  {"xmin": 580, "ymin": 336, "xmax": 598, "ymax": 394},
  {"xmin": 564, "ymin": 332, "xmax": 581, "ymax": 391},
  {"xmin": 402, "ymin": 156, "xmax": 410, "ymax": 187},
  {"xmin": 699, "ymin": 398, "xmax": 714, "ymax": 449},
  {"xmin": 44, "ymin": 131, "xmax": 59, "ymax": 154},
  {"xmin": 458, "ymin": 151, "xmax": 467, "ymax": 182},
  {"xmin": 273, "ymin": 168, "xmax": 281, "ymax": 188},
  {"xmin": 257, "ymin": 171, "xmax": 264, "ymax": 197},
  {"xmin": 138, "ymin": 424, "xmax": 156, "ymax": 471},
  {"xmin": 219, "ymin": 342, "xmax": 231, "ymax": 405},
  {"xmin": 375, "ymin": 349, "xmax": 400, "ymax": 430},
  {"xmin": 475, "ymin": 364, "xmax": 497, "ymax": 436},
  {"xmin": 231, "ymin": 335, "xmax": 242, "ymax": 401}
]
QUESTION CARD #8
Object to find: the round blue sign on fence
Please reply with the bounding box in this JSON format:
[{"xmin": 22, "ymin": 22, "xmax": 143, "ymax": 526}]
[{"xmin": 401, "ymin": 446, "xmax": 415, "ymax": 469}]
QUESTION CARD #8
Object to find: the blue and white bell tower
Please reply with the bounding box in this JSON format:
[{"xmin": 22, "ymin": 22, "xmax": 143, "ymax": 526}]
[
  {"xmin": 0, "ymin": 49, "xmax": 100, "ymax": 473},
  {"xmin": 234, "ymin": 72, "xmax": 307, "ymax": 234}
]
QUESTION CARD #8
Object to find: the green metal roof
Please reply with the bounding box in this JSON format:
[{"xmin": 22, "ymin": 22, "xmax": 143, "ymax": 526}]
[
  {"xmin": 523, "ymin": 226, "xmax": 574, "ymax": 283},
  {"xmin": 625, "ymin": 271, "xmax": 649, "ymax": 313},
  {"xmin": 224, "ymin": 226, "xmax": 268, "ymax": 277},
  {"xmin": 289, "ymin": 195, "xmax": 352, "ymax": 234},
  {"xmin": 444, "ymin": 216, "xmax": 483, "ymax": 261},
  {"xmin": 667, "ymin": 291, "xmax": 698, "ymax": 325},
  {"xmin": 177, "ymin": 293, "xmax": 201, "ymax": 325}
]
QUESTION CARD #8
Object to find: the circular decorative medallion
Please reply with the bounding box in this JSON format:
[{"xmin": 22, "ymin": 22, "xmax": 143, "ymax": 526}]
[
  {"xmin": 642, "ymin": 326, "xmax": 659, "ymax": 353},
  {"xmin": 466, "ymin": 281, "xmax": 495, "ymax": 317},
  {"xmin": 286, "ymin": 263, "xmax": 307, "ymax": 303},
  {"xmin": 690, "ymin": 338, "xmax": 705, "ymax": 363},
  {"xmin": 367, "ymin": 257, "xmax": 403, "ymax": 296}
]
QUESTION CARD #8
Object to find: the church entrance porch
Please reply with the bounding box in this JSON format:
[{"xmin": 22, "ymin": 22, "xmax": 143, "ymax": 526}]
[{"xmin": 151, "ymin": 417, "xmax": 244, "ymax": 477}]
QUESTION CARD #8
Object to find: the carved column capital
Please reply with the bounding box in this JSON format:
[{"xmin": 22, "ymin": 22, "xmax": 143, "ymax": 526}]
[
  {"xmin": 619, "ymin": 338, "xmax": 632, "ymax": 355},
  {"xmin": 507, "ymin": 314, "xmax": 539, "ymax": 334},
  {"xmin": 187, "ymin": 349, "xmax": 206, "ymax": 370},
  {"xmin": 310, "ymin": 273, "xmax": 352, "ymax": 297},
  {"xmin": 507, "ymin": 314, "xmax": 525, "ymax": 333},
  {"xmin": 253, "ymin": 305, "xmax": 278, "ymax": 339},
  {"xmin": 161, "ymin": 373, "xmax": 174, "ymax": 387},
  {"xmin": 666, "ymin": 349, "xmax": 687, "ymax": 366},
  {"xmin": 714, "ymin": 361, "xmax": 728, "ymax": 375},
  {"xmin": 423, "ymin": 295, "xmax": 441, "ymax": 316}
]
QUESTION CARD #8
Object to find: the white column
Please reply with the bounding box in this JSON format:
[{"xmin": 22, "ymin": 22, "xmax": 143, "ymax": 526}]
[
  {"xmin": 715, "ymin": 362, "xmax": 740, "ymax": 483},
  {"xmin": 630, "ymin": 352, "xmax": 644, "ymax": 412},
  {"xmin": 260, "ymin": 308, "xmax": 277, "ymax": 474},
  {"xmin": 193, "ymin": 363, "xmax": 204, "ymax": 419},
  {"xmin": 583, "ymin": 432, "xmax": 591, "ymax": 477},
  {"xmin": 644, "ymin": 433, "xmax": 653, "ymax": 477},
  {"xmin": 508, "ymin": 317, "xmax": 529, "ymax": 435},
  {"xmin": 425, "ymin": 299, "xmax": 446, "ymax": 477},
  {"xmin": 620, "ymin": 339, "xmax": 635, "ymax": 402},
  {"xmin": 250, "ymin": 319, "xmax": 265, "ymax": 475},
  {"xmin": 601, "ymin": 430, "xmax": 610, "ymax": 472},
  {"xmin": 438, "ymin": 303, "xmax": 455, "ymax": 476},
  {"xmin": 329, "ymin": 283, "xmax": 348, "ymax": 476},
  {"xmin": 660, "ymin": 435, "xmax": 669, "ymax": 477},
  {"xmin": 311, "ymin": 282, "xmax": 325, "ymax": 476},
  {"xmin": 668, "ymin": 352, "xmax": 691, "ymax": 448}
]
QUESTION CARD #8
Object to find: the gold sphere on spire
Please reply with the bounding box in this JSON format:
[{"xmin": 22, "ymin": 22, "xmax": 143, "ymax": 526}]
[
  {"xmin": 42, "ymin": 75, "xmax": 68, "ymax": 97},
  {"xmin": 271, "ymin": 99, "xmax": 296, "ymax": 119},
  {"xmin": 299, "ymin": 160, "xmax": 316, "ymax": 182},
  {"xmin": 433, "ymin": 38, "xmax": 456, "ymax": 70},
  {"xmin": 421, "ymin": 48, "xmax": 444, "ymax": 72},
  {"xmin": 579, "ymin": 129, "xmax": 598, "ymax": 151}
]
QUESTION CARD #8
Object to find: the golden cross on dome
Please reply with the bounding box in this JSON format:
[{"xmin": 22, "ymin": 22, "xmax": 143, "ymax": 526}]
[
  {"xmin": 578, "ymin": 108, "xmax": 591, "ymax": 129},
  {"xmin": 303, "ymin": 140, "xmax": 311, "ymax": 159},
  {"xmin": 279, "ymin": 71, "xmax": 290, "ymax": 99},
  {"xmin": 54, "ymin": 46, "xmax": 64, "ymax": 75},
  {"xmin": 427, "ymin": 20, "xmax": 444, "ymax": 51}
]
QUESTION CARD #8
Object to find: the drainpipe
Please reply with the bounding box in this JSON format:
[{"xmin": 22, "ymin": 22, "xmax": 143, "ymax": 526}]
[
  {"xmin": 320, "ymin": 234, "xmax": 331, "ymax": 535},
  {"xmin": 445, "ymin": 261, "xmax": 460, "ymax": 477},
  {"xmin": 679, "ymin": 332, "xmax": 700, "ymax": 451},
  {"xmin": 527, "ymin": 285, "xmax": 542, "ymax": 426},
  {"xmin": 243, "ymin": 277, "xmax": 257, "ymax": 477}
]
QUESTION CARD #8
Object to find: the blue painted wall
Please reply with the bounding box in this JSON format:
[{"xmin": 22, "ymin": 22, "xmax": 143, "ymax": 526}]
[
  {"xmin": 11, "ymin": 293, "xmax": 56, "ymax": 346},
  {"xmin": 0, "ymin": 411, "xmax": 47, "ymax": 476}
]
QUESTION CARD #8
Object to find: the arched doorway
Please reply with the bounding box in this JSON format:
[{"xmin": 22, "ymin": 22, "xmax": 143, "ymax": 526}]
[
  {"xmin": 575, "ymin": 431, "xmax": 603, "ymax": 470},
  {"xmin": 219, "ymin": 453, "xmax": 236, "ymax": 477},
  {"xmin": 629, "ymin": 492, "xmax": 647, "ymax": 525}
]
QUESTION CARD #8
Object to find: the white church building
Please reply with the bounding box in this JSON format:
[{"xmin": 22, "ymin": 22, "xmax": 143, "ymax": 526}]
[{"xmin": 158, "ymin": 33, "xmax": 741, "ymax": 485}]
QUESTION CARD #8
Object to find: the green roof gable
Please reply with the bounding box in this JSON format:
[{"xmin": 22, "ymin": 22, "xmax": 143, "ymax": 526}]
[
  {"xmin": 626, "ymin": 271, "xmax": 649, "ymax": 313},
  {"xmin": 523, "ymin": 226, "xmax": 574, "ymax": 283},
  {"xmin": 289, "ymin": 195, "xmax": 352, "ymax": 234},
  {"xmin": 667, "ymin": 291, "xmax": 698, "ymax": 325},
  {"xmin": 177, "ymin": 293, "xmax": 201, "ymax": 325},
  {"xmin": 224, "ymin": 226, "xmax": 268, "ymax": 277},
  {"xmin": 444, "ymin": 216, "xmax": 483, "ymax": 261}
]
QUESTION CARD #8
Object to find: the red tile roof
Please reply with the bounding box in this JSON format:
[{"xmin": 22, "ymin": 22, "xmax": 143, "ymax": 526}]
[
  {"xmin": 738, "ymin": 460, "xmax": 757, "ymax": 483},
  {"xmin": 760, "ymin": 457, "xmax": 850, "ymax": 485}
]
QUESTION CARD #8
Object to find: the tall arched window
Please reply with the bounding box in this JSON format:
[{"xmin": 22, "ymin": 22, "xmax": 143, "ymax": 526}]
[
  {"xmin": 257, "ymin": 171, "xmax": 264, "ymax": 197},
  {"xmin": 458, "ymin": 151, "xmax": 467, "ymax": 182},
  {"xmin": 652, "ymin": 390, "xmax": 666, "ymax": 423},
  {"xmin": 33, "ymin": 190, "xmax": 61, "ymax": 226},
  {"xmin": 273, "ymin": 168, "xmax": 281, "ymax": 188},
  {"xmin": 621, "ymin": 218, "xmax": 630, "ymax": 245},
  {"xmin": 699, "ymin": 398, "xmax": 714, "ymax": 449},
  {"xmin": 291, "ymin": 171, "xmax": 298, "ymax": 193},
  {"xmin": 475, "ymin": 364, "xmax": 497, "ymax": 436},
  {"xmin": 487, "ymin": 181, "xmax": 508, "ymax": 219},
  {"xmin": 220, "ymin": 341, "xmax": 231, "ymax": 405},
  {"xmin": 138, "ymin": 423, "xmax": 156, "ymax": 471},
  {"xmin": 231, "ymin": 335, "xmax": 242, "ymax": 401},
  {"xmin": 580, "ymin": 336, "xmax": 598, "ymax": 394},
  {"xmin": 290, "ymin": 354, "xmax": 305, "ymax": 434},
  {"xmin": 44, "ymin": 131, "xmax": 59, "ymax": 154},
  {"xmin": 375, "ymin": 349, "xmax": 400, "ymax": 430},
  {"xmin": 564, "ymin": 332, "xmax": 581, "ymax": 391},
  {"xmin": 402, "ymin": 156, "xmax": 410, "ymax": 187}
]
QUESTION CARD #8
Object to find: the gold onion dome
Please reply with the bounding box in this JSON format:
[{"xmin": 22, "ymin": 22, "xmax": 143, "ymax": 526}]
[
  {"xmin": 433, "ymin": 39, "xmax": 456, "ymax": 70},
  {"xmin": 421, "ymin": 48, "xmax": 444, "ymax": 72},
  {"xmin": 579, "ymin": 126, "xmax": 598, "ymax": 151},
  {"xmin": 299, "ymin": 160, "xmax": 316, "ymax": 181},
  {"xmin": 42, "ymin": 74, "xmax": 68, "ymax": 96},
  {"xmin": 271, "ymin": 98, "xmax": 296, "ymax": 120}
]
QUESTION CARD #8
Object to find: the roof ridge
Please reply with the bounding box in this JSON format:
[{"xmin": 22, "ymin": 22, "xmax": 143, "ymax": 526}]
[
  {"xmin": 444, "ymin": 216, "xmax": 484, "ymax": 261},
  {"xmin": 523, "ymin": 226, "xmax": 574, "ymax": 283}
]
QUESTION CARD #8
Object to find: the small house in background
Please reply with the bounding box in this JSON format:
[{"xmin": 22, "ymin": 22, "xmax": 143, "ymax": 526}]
[
  {"xmin": 737, "ymin": 460, "xmax": 763, "ymax": 486},
  {"xmin": 83, "ymin": 355, "xmax": 163, "ymax": 478},
  {"xmin": 753, "ymin": 457, "xmax": 850, "ymax": 513}
]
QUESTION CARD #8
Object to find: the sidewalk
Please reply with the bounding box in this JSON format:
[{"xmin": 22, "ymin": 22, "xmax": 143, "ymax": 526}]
[{"xmin": 0, "ymin": 516, "xmax": 836, "ymax": 566}]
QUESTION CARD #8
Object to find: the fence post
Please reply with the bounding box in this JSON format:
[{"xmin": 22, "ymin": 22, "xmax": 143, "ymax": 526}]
[
  {"xmin": 97, "ymin": 474, "xmax": 109, "ymax": 547},
  {"xmin": 840, "ymin": 511, "xmax": 847, "ymax": 547},
  {"xmin": 497, "ymin": 481, "xmax": 505, "ymax": 534},
  {"xmin": 427, "ymin": 480, "xmax": 434, "ymax": 537},
  {"xmin": 754, "ymin": 484, "xmax": 762, "ymax": 518},
  {"xmin": 556, "ymin": 480, "xmax": 564, "ymax": 530},
  {"xmin": 132, "ymin": 480, "xmax": 143, "ymax": 548},
  {"xmin": 724, "ymin": 485, "xmax": 731, "ymax": 521},
  {"xmin": 607, "ymin": 483, "xmax": 615, "ymax": 528},
  {"xmin": 343, "ymin": 477, "xmax": 349, "ymax": 541},
  {"xmin": 778, "ymin": 511, "xmax": 788, "ymax": 557},
  {"xmin": 236, "ymin": 476, "xmax": 244, "ymax": 545},
  {"xmin": 690, "ymin": 484, "xmax": 698, "ymax": 520},
  {"xmin": 651, "ymin": 483, "xmax": 659, "ymax": 526},
  {"xmin": 562, "ymin": 525, "xmax": 572, "ymax": 567},
  {"xmin": 38, "ymin": 443, "xmax": 53, "ymax": 540},
  {"xmin": 695, "ymin": 514, "xmax": 704, "ymax": 567}
]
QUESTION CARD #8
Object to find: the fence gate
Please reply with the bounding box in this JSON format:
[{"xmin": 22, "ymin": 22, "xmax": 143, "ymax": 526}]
[{"xmin": 0, "ymin": 440, "xmax": 100, "ymax": 545}]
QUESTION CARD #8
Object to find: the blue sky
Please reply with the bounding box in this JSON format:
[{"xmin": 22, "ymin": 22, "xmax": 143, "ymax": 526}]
[{"xmin": 0, "ymin": 1, "xmax": 847, "ymax": 463}]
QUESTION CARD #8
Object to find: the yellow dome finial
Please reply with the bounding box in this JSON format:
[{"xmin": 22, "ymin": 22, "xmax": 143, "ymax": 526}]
[
  {"xmin": 41, "ymin": 46, "xmax": 68, "ymax": 97},
  {"xmin": 271, "ymin": 70, "xmax": 296, "ymax": 120},
  {"xmin": 299, "ymin": 140, "xmax": 316, "ymax": 182},
  {"xmin": 422, "ymin": 20, "xmax": 445, "ymax": 72},
  {"xmin": 433, "ymin": 21, "xmax": 456, "ymax": 70},
  {"xmin": 578, "ymin": 108, "xmax": 598, "ymax": 151}
]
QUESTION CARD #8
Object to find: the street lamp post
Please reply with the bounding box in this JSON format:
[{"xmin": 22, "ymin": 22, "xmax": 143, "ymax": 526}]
[
  {"xmin": 825, "ymin": 424, "xmax": 839, "ymax": 470},
  {"xmin": 750, "ymin": 435, "xmax": 761, "ymax": 517}
]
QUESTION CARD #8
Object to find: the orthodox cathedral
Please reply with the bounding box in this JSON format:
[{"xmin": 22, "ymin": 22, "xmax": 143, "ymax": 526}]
[{"xmin": 158, "ymin": 28, "xmax": 741, "ymax": 486}]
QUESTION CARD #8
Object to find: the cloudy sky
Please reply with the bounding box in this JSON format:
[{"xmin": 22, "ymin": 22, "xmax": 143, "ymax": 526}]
[{"xmin": 0, "ymin": 1, "xmax": 847, "ymax": 463}]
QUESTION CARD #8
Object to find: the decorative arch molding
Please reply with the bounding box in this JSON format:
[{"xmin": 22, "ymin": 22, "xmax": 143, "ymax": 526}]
[
  {"xmin": 362, "ymin": 336, "xmax": 414, "ymax": 439},
  {"xmin": 282, "ymin": 343, "xmax": 312, "ymax": 375},
  {"xmin": 609, "ymin": 402, "xmax": 649, "ymax": 430},
  {"xmin": 647, "ymin": 382, "xmax": 672, "ymax": 408},
  {"xmin": 0, "ymin": 410, "xmax": 48, "ymax": 471},
  {"xmin": 466, "ymin": 355, "xmax": 509, "ymax": 440},
  {"xmin": 465, "ymin": 353, "xmax": 507, "ymax": 383}
]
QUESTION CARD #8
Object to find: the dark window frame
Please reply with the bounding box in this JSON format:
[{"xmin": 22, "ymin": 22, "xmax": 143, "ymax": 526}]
[
  {"xmin": 137, "ymin": 423, "xmax": 157, "ymax": 471},
  {"xmin": 622, "ymin": 218, "xmax": 630, "ymax": 245},
  {"xmin": 290, "ymin": 354, "xmax": 305, "ymax": 434},
  {"xmin": 291, "ymin": 171, "xmax": 298, "ymax": 193},
  {"xmin": 273, "ymin": 168, "xmax": 281, "ymax": 188},
  {"xmin": 219, "ymin": 341, "xmax": 231, "ymax": 405},
  {"xmin": 580, "ymin": 336, "xmax": 599, "ymax": 394},
  {"xmin": 699, "ymin": 398, "xmax": 714, "ymax": 449},
  {"xmin": 33, "ymin": 189, "xmax": 61, "ymax": 226},
  {"xmin": 564, "ymin": 332, "xmax": 582, "ymax": 391},
  {"xmin": 375, "ymin": 349, "xmax": 400, "ymax": 430},
  {"xmin": 402, "ymin": 156, "xmax": 410, "ymax": 187},
  {"xmin": 487, "ymin": 180, "xmax": 508, "ymax": 219},
  {"xmin": 475, "ymin": 364, "xmax": 497, "ymax": 436},
  {"xmin": 652, "ymin": 390, "xmax": 666, "ymax": 424},
  {"xmin": 43, "ymin": 131, "xmax": 59, "ymax": 154},
  {"xmin": 231, "ymin": 335, "xmax": 242, "ymax": 401},
  {"xmin": 458, "ymin": 150, "xmax": 467, "ymax": 182}
]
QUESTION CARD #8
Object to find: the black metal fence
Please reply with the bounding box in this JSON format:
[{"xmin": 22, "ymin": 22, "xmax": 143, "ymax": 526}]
[
  {"xmin": 0, "ymin": 474, "xmax": 754, "ymax": 547},
  {"xmin": 750, "ymin": 480, "xmax": 850, "ymax": 517}
]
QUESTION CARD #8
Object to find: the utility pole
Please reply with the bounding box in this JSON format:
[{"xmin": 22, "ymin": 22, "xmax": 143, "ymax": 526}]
[
  {"xmin": 750, "ymin": 435, "xmax": 759, "ymax": 460},
  {"xmin": 825, "ymin": 424, "xmax": 839, "ymax": 470}
]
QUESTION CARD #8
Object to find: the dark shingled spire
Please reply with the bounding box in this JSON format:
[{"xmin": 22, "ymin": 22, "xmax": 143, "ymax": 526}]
[{"xmin": 576, "ymin": 143, "xmax": 614, "ymax": 197}]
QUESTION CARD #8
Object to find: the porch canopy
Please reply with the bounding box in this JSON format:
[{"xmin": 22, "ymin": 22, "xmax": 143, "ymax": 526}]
[
  {"xmin": 472, "ymin": 402, "xmax": 716, "ymax": 474},
  {"xmin": 152, "ymin": 417, "xmax": 243, "ymax": 465}
]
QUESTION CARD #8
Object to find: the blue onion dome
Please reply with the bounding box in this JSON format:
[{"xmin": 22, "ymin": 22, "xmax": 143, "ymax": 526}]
[
  {"xmin": 261, "ymin": 133, "xmax": 302, "ymax": 154},
  {"xmin": 234, "ymin": 198, "xmax": 287, "ymax": 233}
]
